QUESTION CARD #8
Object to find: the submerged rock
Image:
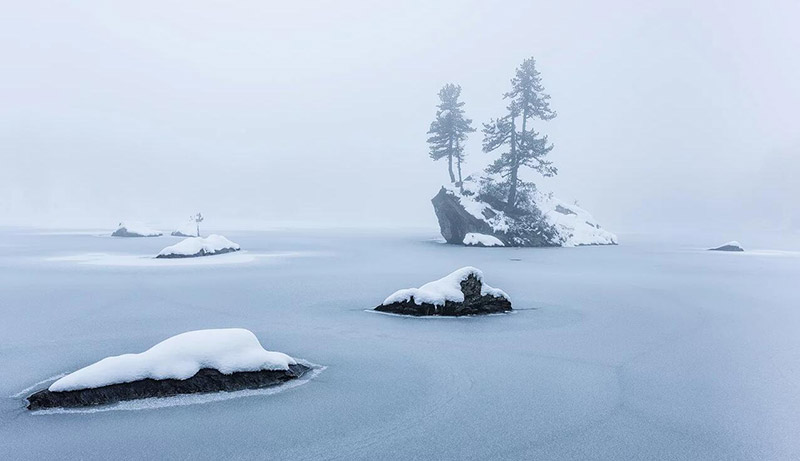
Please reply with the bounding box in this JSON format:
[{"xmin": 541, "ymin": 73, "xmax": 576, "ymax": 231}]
[
  {"xmin": 709, "ymin": 241, "xmax": 744, "ymax": 252},
  {"xmin": 375, "ymin": 266, "xmax": 512, "ymax": 316},
  {"xmin": 27, "ymin": 365, "xmax": 310, "ymax": 410}
]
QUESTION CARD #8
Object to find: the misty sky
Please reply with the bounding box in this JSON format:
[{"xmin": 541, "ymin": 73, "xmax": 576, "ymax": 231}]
[{"xmin": 2, "ymin": 0, "xmax": 798, "ymax": 236}]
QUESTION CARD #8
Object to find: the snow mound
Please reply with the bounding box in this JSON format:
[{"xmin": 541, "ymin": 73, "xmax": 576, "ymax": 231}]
[
  {"xmin": 49, "ymin": 329, "xmax": 297, "ymax": 392},
  {"xmin": 171, "ymin": 220, "xmax": 197, "ymax": 237},
  {"xmin": 463, "ymin": 233, "xmax": 504, "ymax": 247},
  {"xmin": 112, "ymin": 222, "xmax": 162, "ymax": 238},
  {"xmin": 382, "ymin": 266, "xmax": 509, "ymax": 306},
  {"xmin": 536, "ymin": 194, "xmax": 618, "ymax": 247},
  {"xmin": 157, "ymin": 234, "xmax": 240, "ymax": 258}
]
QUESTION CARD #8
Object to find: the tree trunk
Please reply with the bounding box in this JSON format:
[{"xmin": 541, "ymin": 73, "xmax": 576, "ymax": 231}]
[
  {"xmin": 456, "ymin": 156, "xmax": 463, "ymax": 193},
  {"xmin": 507, "ymin": 118, "xmax": 518, "ymax": 209},
  {"xmin": 447, "ymin": 137, "xmax": 456, "ymax": 183}
]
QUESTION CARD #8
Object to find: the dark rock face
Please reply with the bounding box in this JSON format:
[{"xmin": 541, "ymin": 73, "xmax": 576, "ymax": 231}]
[
  {"xmin": 709, "ymin": 244, "xmax": 744, "ymax": 252},
  {"xmin": 431, "ymin": 188, "xmax": 557, "ymax": 247},
  {"xmin": 375, "ymin": 274, "xmax": 512, "ymax": 316},
  {"xmin": 170, "ymin": 231, "xmax": 194, "ymax": 237},
  {"xmin": 156, "ymin": 247, "xmax": 240, "ymax": 259},
  {"xmin": 27, "ymin": 363, "xmax": 310, "ymax": 410},
  {"xmin": 111, "ymin": 228, "xmax": 161, "ymax": 237}
]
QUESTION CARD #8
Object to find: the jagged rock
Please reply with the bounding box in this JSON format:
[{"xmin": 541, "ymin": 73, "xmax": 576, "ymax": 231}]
[
  {"xmin": 27, "ymin": 364, "xmax": 310, "ymax": 410},
  {"xmin": 375, "ymin": 267, "xmax": 512, "ymax": 316}
]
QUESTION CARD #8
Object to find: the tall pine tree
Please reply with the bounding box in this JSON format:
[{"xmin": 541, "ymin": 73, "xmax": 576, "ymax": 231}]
[
  {"xmin": 482, "ymin": 58, "xmax": 556, "ymax": 209},
  {"xmin": 427, "ymin": 84, "xmax": 475, "ymax": 188}
]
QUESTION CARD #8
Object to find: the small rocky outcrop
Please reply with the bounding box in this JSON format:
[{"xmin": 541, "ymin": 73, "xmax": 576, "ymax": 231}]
[
  {"xmin": 375, "ymin": 267, "xmax": 512, "ymax": 316},
  {"xmin": 170, "ymin": 230, "xmax": 194, "ymax": 237},
  {"xmin": 111, "ymin": 226, "xmax": 162, "ymax": 238},
  {"xmin": 156, "ymin": 235, "xmax": 241, "ymax": 259},
  {"xmin": 709, "ymin": 241, "xmax": 744, "ymax": 252},
  {"xmin": 27, "ymin": 364, "xmax": 310, "ymax": 410}
]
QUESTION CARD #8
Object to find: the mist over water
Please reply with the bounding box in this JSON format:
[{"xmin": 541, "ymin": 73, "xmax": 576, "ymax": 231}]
[{"xmin": 1, "ymin": 0, "xmax": 798, "ymax": 244}]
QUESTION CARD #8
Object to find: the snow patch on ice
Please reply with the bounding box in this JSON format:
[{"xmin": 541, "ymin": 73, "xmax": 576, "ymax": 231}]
[
  {"xmin": 382, "ymin": 266, "xmax": 509, "ymax": 306},
  {"xmin": 158, "ymin": 234, "xmax": 240, "ymax": 258},
  {"xmin": 49, "ymin": 329, "xmax": 296, "ymax": 392},
  {"xmin": 463, "ymin": 233, "xmax": 504, "ymax": 247}
]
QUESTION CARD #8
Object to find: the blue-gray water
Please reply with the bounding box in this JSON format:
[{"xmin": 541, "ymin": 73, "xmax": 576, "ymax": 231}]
[{"xmin": 1, "ymin": 229, "xmax": 798, "ymax": 459}]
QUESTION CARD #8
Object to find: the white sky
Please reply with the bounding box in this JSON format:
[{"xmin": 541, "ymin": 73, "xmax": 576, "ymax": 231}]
[{"xmin": 1, "ymin": 0, "xmax": 798, "ymax": 237}]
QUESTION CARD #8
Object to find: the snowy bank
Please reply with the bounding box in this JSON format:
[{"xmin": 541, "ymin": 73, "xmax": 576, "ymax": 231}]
[
  {"xmin": 376, "ymin": 266, "xmax": 511, "ymax": 316},
  {"xmin": 157, "ymin": 234, "xmax": 240, "ymax": 258},
  {"xmin": 111, "ymin": 222, "xmax": 162, "ymax": 238},
  {"xmin": 709, "ymin": 241, "xmax": 744, "ymax": 252},
  {"xmin": 28, "ymin": 329, "xmax": 309, "ymax": 410}
]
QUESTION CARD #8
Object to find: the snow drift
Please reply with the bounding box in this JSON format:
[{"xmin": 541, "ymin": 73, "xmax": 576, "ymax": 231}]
[{"xmin": 157, "ymin": 234, "xmax": 240, "ymax": 258}]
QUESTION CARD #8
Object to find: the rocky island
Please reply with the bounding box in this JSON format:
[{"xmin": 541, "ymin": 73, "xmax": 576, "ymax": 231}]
[
  {"xmin": 27, "ymin": 329, "xmax": 310, "ymax": 410},
  {"xmin": 375, "ymin": 266, "xmax": 512, "ymax": 316}
]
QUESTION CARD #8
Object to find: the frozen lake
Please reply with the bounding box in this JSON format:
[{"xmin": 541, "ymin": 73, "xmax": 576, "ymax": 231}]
[{"xmin": 1, "ymin": 229, "xmax": 799, "ymax": 459}]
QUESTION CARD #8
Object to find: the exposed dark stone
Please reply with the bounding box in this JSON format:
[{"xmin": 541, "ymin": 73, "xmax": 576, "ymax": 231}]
[
  {"xmin": 111, "ymin": 228, "xmax": 161, "ymax": 237},
  {"xmin": 375, "ymin": 274, "xmax": 512, "ymax": 317},
  {"xmin": 431, "ymin": 187, "xmax": 557, "ymax": 247},
  {"xmin": 709, "ymin": 244, "xmax": 744, "ymax": 252},
  {"xmin": 27, "ymin": 363, "xmax": 311, "ymax": 410},
  {"xmin": 156, "ymin": 247, "xmax": 240, "ymax": 259},
  {"xmin": 555, "ymin": 204, "xmax": 577, "ymax": 216},
  {"xmin": 170, "ymin": 231, "xmax": 194, "ymax": 237}
]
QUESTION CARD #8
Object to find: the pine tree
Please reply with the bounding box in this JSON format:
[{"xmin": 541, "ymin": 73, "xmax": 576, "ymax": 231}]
[
  {"xmin": 482, "ymin": 58, "xmax": 557, "ymax": 209},
  {"xmin": 427, "ymin": 84, "xmax": 475, "ymax": 189}
]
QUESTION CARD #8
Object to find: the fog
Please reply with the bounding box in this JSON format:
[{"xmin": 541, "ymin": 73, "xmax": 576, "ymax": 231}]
[{"xmin": 2, "ymin": 0, "xmax": 798, "ymax": 240}]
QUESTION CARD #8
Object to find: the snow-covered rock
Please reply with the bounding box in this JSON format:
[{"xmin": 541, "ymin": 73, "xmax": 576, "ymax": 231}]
[
  {"xmin": 27, "ymin": 329, "xmax": 310, "ymax": 410},
  {"xmin": 537, "ymin": 194, "xmax": 618, "ymax": 247},
  {"xmin": 375, "ymin": 266, "xmax": 511, "ymax": 316},
  {"xmin": 156, "ymin": 234, "xmax": 240, "ymax": 258},
  {"xmin": 171, "ymin": 220, "xmax": 197, "ymax": 237},
  {"xmin": 431, "ymin": 176, "xmax": 617, "ymax": 247},
  {"xmin": 463, "ymin": 233, "xmax": 504, "ymax": 247},
  {"xmin": 709, "ymin": 241, "xmax": 744, "ymax": 252},
  {"xmin": 111, "ymin": 222, "xmax": 162, "ymax": 238}
]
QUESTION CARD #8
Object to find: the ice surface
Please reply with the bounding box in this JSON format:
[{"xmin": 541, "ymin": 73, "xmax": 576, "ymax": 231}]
[
  {"xmin": 158, "ymin": 235, "xmax": 240, "ymax": 257},
  {"xmin": 50, "ymin": 329, "xmax": 296, "ymax": 392},
  {"xmin": 463, "ymin": 233, "xmax": 504, "ymax": 247},
  {"xmin": 382, "ymin": 266, "xmax": 509, "ymax": 306},
  {"xmin": 2, "ymin": 229, "xmax": 800, "ymax": 460}
]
